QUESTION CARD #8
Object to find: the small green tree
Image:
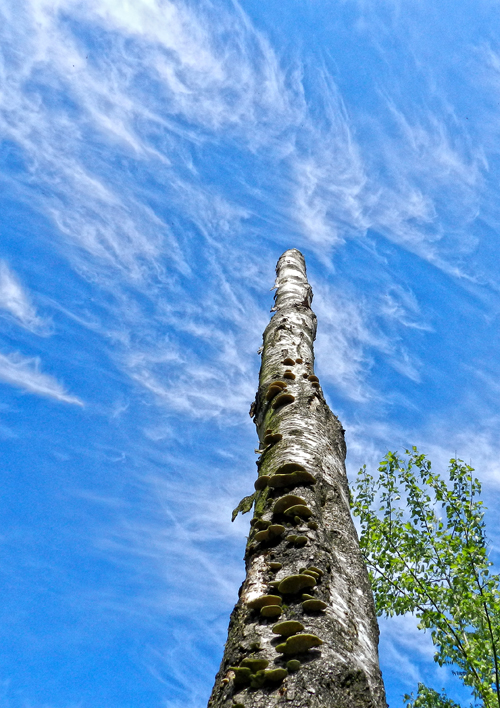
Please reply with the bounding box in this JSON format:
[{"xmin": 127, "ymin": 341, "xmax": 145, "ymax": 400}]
[{"xmin": 350, "ymin": 447, "xmax": 500, "ymax": 708}]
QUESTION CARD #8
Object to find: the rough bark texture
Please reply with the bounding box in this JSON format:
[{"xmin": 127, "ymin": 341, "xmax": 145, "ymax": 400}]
[{"xmin": 208, "ymin": 250, "xmax": 387, "ymax": 708}]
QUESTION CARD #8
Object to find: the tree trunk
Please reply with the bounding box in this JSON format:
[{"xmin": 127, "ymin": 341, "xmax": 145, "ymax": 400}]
[{"xmin": 208, "ymin": 249, "xmax": 387, "ymax": 708}]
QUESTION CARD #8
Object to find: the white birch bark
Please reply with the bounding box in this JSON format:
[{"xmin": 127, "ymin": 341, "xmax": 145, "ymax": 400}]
[{"xmin": 208, "ymin": 249, "xmax": 387, "ymax": 708}]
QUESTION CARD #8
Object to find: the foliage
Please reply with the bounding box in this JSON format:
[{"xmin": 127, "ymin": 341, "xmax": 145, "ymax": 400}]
[
  {"xmin": 351, "ymin": 448, "xmax": 500, "ymax": 708},
  {"xmin": 404, "ymin": 683, "xmax": 463, "ymax": 708}
]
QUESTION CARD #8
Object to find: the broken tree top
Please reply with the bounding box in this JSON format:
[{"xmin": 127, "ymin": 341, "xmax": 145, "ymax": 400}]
[{"xmin": 209, "ymin": 249, "xmax": 387, "ymax": 708}]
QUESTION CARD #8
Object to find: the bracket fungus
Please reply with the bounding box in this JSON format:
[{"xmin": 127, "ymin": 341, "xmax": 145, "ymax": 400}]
[
  {"xmin": 286, "ymin": 659, "xmax": 301, "ymax": 672},
  {"xmin": 276, "ymin": 633, "xmax": 323, "ymax": 655},
  {"xmin": 278, "ymin": 574, "xmax": 316, "ymax": 594},
  {"xmin": 250, "ymin": 668, "xmax": 288, "ymax": 687},
  {"xmin": 240, "ymin": 658, "xmax": 269, "ymax": 672},
  {"xmin": 283, "ymin": 370, "xmax": 296, "ymax": 380},
  {"xmin": 282, "ymin": 357, "xmax": 295, "ymax": 365},
  {"xmin": 230, "ymin": 667, "xmax": 252, "ymax": 685},
  {"xmin": 263, "ymin": 668, "xmax": 288, "ymax": 682},
  {"xmin": 307, "ymin": 566, "xmax": 323, "ymax": 576},
  {"xmin": 269, "ymin": 562, "xmax": 282, "ymax": 571},
  {"xmin": 249, "ymin": 673, "xmax": 265, "ymax": 689},
  {"xmin": 302, "ymin": 599, "xmax": 328, "ymax": 612},
  {"xmin": 271, "ymin": 392, "xmax": 295, "ymax": 409},
  {"xmin": 284, "ymin": 504, "xmax": 313, "ymax": 519},
  {"xmin": 254, "ymin": 529, "xmax": 270, "ymax": 542},
  {"xmin": 268, "ymin": 580, "xmax": 281, "ymax": 590},
  {"xmin": 275, "ymin": 462, "xmax": 307, "ymax": 475},
  {"xmin": 269, "ymin": 468, "xmax": 316, "ymax": 489},
  {"xmin": 301, "ymin": 569, "xmax": 320, "ymax": 580},
  {"xmin": 273, "ymin": 494, "xmax": 306, "ymax": 515},
  {"xmin": 247, "ymin": 595, "xmax": 282, "ymax": 610},
  {"xmin": 292, "ymin": 535, "xmax": 308, "ymax": 546},
  {"xmin": 272, "ymin": 620, "xmax": 305, "ymax": 636},
  {"xmin": 307, "ymin": 375, "xmax": 319, "ymax": 383},
  {"xmin": 254, "ymin": 475, "xmax": 270, "ymax": 491},
  {"xmin": 252, "ymin": 518, "xmax": 270, "ymax": 530},
  {"xmin": 260, "ymin": 605, "xmax": 282, "ymax": 618},
  {"xmin": 263, "ymin": 432, "xmax": 283, "ymax": 446},
  {"xmin": 265, "ymin": 382, "xmax": 287, "ymax": 401},
  {"xmin": 268, "ymin": 524, "xmax": 286, "ymax": 537}
]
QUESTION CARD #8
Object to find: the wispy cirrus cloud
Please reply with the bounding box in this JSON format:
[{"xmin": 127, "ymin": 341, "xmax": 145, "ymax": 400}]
[
  {"xmin": 0, "ymin": 351, "xmax": 83, "ymax": 405},
  {"xmin": 0, "ymin": 261, "xmax": 46, "ymax": 332}
]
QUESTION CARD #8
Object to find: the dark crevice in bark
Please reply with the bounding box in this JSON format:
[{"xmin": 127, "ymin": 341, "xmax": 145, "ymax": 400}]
[{"xmin": 208, "ymin": 250, "xmax": 387, "ymax": 708}]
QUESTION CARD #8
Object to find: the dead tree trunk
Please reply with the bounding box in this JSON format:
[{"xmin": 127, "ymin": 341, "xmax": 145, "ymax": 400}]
[{"xmin": 208, "ymin": 249, "xmax": 387, "ymax": 708}]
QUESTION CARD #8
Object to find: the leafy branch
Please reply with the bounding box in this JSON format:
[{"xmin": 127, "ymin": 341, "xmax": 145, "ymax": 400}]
[{"xmin": 351, "ymin": 448, "xmax": 500, "ymax": 708}]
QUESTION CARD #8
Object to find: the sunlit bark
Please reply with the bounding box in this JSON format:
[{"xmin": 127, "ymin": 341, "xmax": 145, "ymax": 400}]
[{"xmin": 208, "ymin": 249, "xmax": 387, "ymax": 708}]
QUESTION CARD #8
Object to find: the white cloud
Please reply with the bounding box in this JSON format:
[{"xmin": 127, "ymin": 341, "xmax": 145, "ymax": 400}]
[
  {"xmin": 0, "ymin": 351, "xmax": 83, "ymax": 405},
  {"xmin": 0, "ymin": 261, "xmax": 45, "ymax": 331}
]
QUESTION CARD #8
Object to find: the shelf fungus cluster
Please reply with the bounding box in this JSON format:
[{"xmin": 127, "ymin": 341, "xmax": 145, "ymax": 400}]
[{"xmin": 208, "ymin": 250, "xmax": 387, "ymax": 708}]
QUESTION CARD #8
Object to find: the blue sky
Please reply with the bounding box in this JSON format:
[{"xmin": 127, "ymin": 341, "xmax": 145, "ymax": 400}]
[{"xmin": 1, "ymin": 0, "xmax": 500, "ymax": 706}]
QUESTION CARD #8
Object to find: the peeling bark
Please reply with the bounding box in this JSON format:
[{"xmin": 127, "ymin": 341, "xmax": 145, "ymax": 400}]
[{"xmin": 208, "ymin": 249, "xmax": 387, "ymax": 708}]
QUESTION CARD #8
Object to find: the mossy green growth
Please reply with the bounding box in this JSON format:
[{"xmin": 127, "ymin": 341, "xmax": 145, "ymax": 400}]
[
  {"xmin": 276, "ymin": 633, "xmax": 323, "ymax": 655},
  {"xmin": 269, "ymin": 562, "xmax": 282, "ymax": 571},
  {"xmin": 233, "ymin": 704, "xmax": 246, "ymax": 708},
  {"xmin": 285, "ymin": 504, "xmax": 312, "ymax": 519},
  {"xmin": 272, "ymin": 620, "xmax": 305, "ymax": 636},
  {"xmin": 302, "ymin": 593, "xmax": 315, "ymax": 600},
  {"xmin": 286, "ymin": 659, "xmax": 301, "ymax": 672},
  {"xmin": 287, "ymin": 534, "xmax": 298, "ymax": 543},
  {"xmin": 268, "ymin": 524, "xmax": 285, "ymax": 537},
  {"xmin": 307, "ymin": 520, "xmax": 319, "ymax": 530},
  {"xmin": 278, "ymin": 574, "xmax": 316, "ymax": 594},
  {"xmin": 273, "ymin": 495, "xmax": 306, "ymax": 515},
  {"xmin": 253, "ymin": 486, "xmax": 270, "ymax": 519},
  {"xmin": 241, "ymin": 658, "xmax": 269, "ymax": 672},
  {"xmin": 247, "ymin": 595, "xmax": 282, "ymax": 610},
  {"xmin": 302, "ymin": 599, "xmax": 328, "ymax": 612}
]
